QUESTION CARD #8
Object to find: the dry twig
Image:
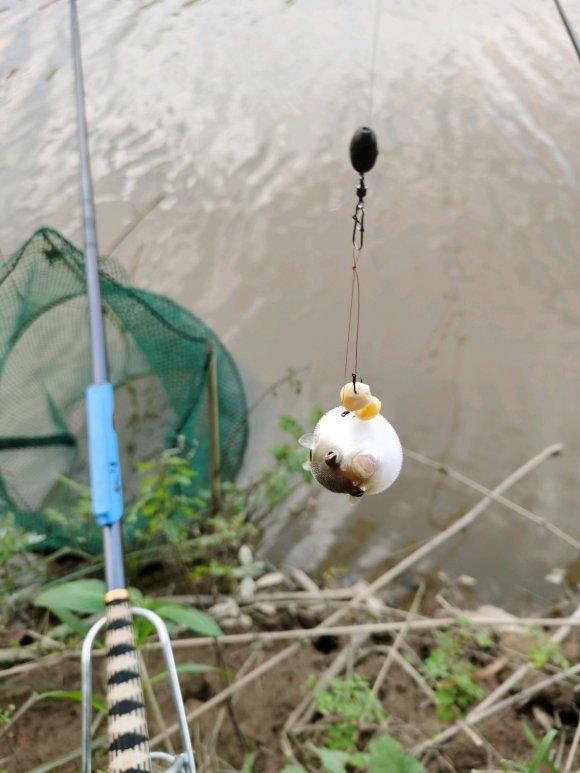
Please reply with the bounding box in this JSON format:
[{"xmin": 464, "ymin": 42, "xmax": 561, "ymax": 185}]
[
  {"xmin": 405, "ymin": 447, "xmax": 579, "ymax": 551},
  {"xmin": 413, "ymin": 602, "xmax": 580, "ymax": 755},
  {"xmin": 147, "ymin": 444, "xmax": 563, "ymax": 748},
  {"xmin": 372, "ymin": 582, "xmax": 425, "ymax": 697},
  {"xmin": 564, "ymin": 713, "xmax": 580, "ymax": 773},
  {"xmin": 413, "ymin": 661, "xmax": 580, "ymax": 757}
]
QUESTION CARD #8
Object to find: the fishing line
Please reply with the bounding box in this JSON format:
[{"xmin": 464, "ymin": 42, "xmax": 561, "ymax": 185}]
[
  {"xmin": 367, "ymin": 0, "xmax": 382, "ymax": 123},
  {"xmin": 344, "ymin": 4, "xmax": 383, "ymax": 386},
  {"xmin": 306, "ymin": 123, "xmax": 400, "ymax": 498},
  {"xmin": 551, "ymin": 0, "xmax": 580, "ymax": 61},
  {"xmin": 282, "ymin": 6, "xmax": 402, "ymax": 500},
  {"xmin": 346, "ymin": 0, "xmax": 578, "ymax": 388},
  {"xmin": 343, "ymin": 174, "xmax": 366, "ymax": 383}
]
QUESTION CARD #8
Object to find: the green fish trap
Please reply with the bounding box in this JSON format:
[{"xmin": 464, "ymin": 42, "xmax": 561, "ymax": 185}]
[{"xmin": 0, "ymin": 227, "xmax": 247, "ymax": 551}]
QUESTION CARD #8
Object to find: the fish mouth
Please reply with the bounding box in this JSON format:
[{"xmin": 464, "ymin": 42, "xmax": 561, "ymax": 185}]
[{"xmin": 311, "ymin": 460, "xmax": 365, "ymax": 497}]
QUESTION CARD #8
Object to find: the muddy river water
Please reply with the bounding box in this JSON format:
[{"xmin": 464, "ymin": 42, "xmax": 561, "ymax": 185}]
[{"xmin": 1, "ymin": 0, "xmax": 579, "ymax": 609}]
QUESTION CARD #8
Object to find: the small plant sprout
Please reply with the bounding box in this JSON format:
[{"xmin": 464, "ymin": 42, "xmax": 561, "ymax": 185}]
[
  {"xmin": 423, "ymin": 623, "xmax": 488, "ymax": 722},
  {"xmin": 285, "ymin": 675, "xmax": 424, "ymax": 772},
  {"xmin": 501, "ymin": 725, "xmax": 559, "ymax": 772},
  {"xmin": 313, "ymin": 674, "xmax": 385, "ymax": 751},
  {"xmin": 525, "ymin": 626, "xmax": 570, "ymax": 670}
]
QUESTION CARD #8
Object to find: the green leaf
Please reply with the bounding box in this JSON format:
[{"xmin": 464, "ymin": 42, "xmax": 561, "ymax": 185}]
[
  {"xmin": 50, "ymin": 607, "xmax": 91, "ymax": 637},
  {"xmin": 128, "ymin": 586, "xmax": 145, "ymax": 606},
  {"xmin": 522, "ymin": 724, "xmax": 538, "ymax": 747},
  {"xmin": 149, "ymin": 663, "xmax": 219, "ymax": 686},
  {"xmin": 475, "ymin": 633, "xmax": 493, "ymax": 648},
  {"xmin": 309, "ymin": 404, "xmax": 324, "ymax": 426},
  {"xmin": 46, "ymin": 620, "xmax": 82, "ymax": 641},
  {"xmin": 37, "ymin": 689, "xmax": 105, "ymax": 713},
  {"xmin": 281, "ymin": 766, "xmax": 307, "ymax": 773},
  {"xmin": 368, "ymin": 734, "xmax": 424, "ymax": 773},
  {"xmin": 241, "ymin": 750, "xmax": 258, "ymax": 773},
  {"xmin": 136, "ymin": 459, "xmax": 156, "ymax": 472},
  {"xmin": 527, "ymin": 727, "xmax": 558, "ymax": 773},
  {"xmin": 279, "ymin": 415, "xmax": 304, "ymax": 442},
  {"xmin": 434, "ymin": 687, "xmax": 456, "ymax": 707},
  {"xmin": 309, "ymin": 745, "xmax": 350, "ymax": 773},
  {"xmin": 35, "ymin": 579, "xmax": 105, "ymax": 615},
  {"xmin": 155, "ymin": 604, "xmax": 222, "ymax": 637},
  {"xmin": 133, "ymin": 617, "xmax": 155, "ymax": 648},
  {"xmin": 348, "ymin": 751, "xmax": 370, "ymax": 769}
]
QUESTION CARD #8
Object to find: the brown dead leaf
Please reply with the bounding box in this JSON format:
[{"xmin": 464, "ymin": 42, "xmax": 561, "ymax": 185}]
[
  {"xmin": 472, "ymin": 656, "xmax": 509, "ymax": 682},
  {"xmin": 532, "ymin": 705, "xmax": 554, "ymax": 733}
]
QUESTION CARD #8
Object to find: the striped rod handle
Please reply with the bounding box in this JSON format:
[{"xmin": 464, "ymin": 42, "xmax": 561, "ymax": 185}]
[{"xmin": 105, "ymin": 589, "xmax": 151, "ymax": 772}]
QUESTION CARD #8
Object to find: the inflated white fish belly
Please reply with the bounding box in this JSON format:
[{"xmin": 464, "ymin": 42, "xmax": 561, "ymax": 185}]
[{"xmin": 302, "ymin": 406, "xmax": 403, "ymax": 497}]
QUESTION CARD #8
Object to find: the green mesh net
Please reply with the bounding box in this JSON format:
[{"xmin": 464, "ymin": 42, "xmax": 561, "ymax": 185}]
[{"xmin": 0, "ymin": 228, "xmax": 248, "ymax": 551}]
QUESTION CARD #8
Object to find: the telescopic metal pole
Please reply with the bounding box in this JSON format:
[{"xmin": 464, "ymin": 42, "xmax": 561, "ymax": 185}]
[
  {"xmin": 551, "ymin": 0, "xmax": 580, "ymax": 61},
  {"xmin": 71, "ymin": 5, "xmax": 195, "ymax": 769},
  {"xmin": 70, "ymin": 0, "xmax": 126, "ymax": 593},
  {"xmin": 70, "ymin": 1, "xmax": 152, "ymax": 770}
]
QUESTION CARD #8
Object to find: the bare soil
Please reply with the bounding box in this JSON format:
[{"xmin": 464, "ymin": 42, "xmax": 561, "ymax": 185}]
[{"xmin": 2, "ymin": 625, "xmax": 579, "ymax": 772}]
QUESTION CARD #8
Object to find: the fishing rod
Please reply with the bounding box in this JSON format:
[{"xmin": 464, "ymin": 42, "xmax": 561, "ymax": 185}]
[
  {"xmin": 69, "ymin": 1, "xmax": 195, "ymax": 770},
  {"xmin": 551, "ymin": 0, "xmax": 580, "ymax": 62}
]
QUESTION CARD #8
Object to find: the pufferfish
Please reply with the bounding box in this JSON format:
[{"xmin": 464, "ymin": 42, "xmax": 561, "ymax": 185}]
[{"xmin": 299, "ymin": 402, "xmax": 403, "ymax": 500}]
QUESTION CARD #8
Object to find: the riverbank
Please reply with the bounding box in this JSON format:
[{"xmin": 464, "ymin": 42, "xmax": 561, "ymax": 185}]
[
  {"xmin": 1, "ymin": 557, "xmax": 579, "ymax": 772},
  {"xmin": 1, "ymin": 427, "xmax": 579, "ymax": 771}
]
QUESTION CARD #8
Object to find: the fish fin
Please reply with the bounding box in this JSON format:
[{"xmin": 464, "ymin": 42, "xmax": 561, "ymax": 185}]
[
  {"xmin": 302, "ymin": 460, "xmax": 312, "ymax": 472},
  {"xmin": 351, "ymin": 453, "xmax": 377, "ymax": 480},
  {"xmin": 298, "ymin": 433, "xmax": 315, "ymax": 449}
]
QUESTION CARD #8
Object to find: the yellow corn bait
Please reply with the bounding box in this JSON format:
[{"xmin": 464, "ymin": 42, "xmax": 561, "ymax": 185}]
[
  {"xmin": 340, "ymin": 381, "xmax": 371, "ymax": 411},
  {"xmin": 355, "ymin": 395, "xmax": 381, "ymax": 421}
]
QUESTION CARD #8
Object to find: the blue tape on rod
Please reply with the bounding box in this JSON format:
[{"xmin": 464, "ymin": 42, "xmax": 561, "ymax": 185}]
[{"xmin": 86, "ymin": 382, "xmax": 123, "ymax": 527}]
